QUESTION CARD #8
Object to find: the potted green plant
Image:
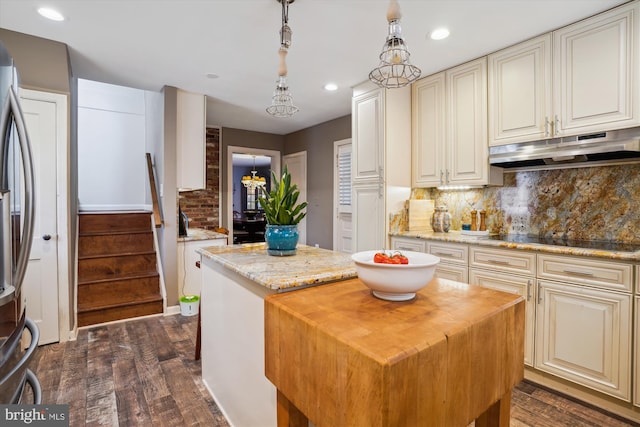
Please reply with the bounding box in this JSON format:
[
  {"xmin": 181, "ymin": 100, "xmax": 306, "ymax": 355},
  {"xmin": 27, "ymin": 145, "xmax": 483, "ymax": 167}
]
[{"xmin": 258, "ymin": 165, "xmax": 307, "ymax": 256}]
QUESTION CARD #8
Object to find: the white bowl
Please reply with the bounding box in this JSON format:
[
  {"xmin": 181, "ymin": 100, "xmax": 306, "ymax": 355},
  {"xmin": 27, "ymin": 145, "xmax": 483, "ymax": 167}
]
[{"xmin": 351, "ymin": 250, "xmax": 440, "ymax": 301}]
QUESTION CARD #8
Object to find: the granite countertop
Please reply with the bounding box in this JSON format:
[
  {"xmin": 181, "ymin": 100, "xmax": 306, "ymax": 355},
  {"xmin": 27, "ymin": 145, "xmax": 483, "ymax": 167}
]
[
  {"xmin": 392, "ymin": 231, "xmax": 640, "ymax": 262},
  {"xmin": 179, "ymin": 228, "xmax": 228, "ymax": 242},
  {"xmin": 197, "ymin": 243, "xmax": 357, "ymax": 291}
]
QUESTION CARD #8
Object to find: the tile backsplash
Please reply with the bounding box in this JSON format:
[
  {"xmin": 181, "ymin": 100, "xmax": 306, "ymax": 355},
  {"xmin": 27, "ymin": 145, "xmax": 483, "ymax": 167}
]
[{"xmin": 408, "ymin": 163, "xmax": 640, "ymax": 243}]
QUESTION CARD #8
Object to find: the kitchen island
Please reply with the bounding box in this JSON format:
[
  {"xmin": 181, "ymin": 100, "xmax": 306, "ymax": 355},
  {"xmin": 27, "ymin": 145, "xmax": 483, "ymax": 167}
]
[
  {"xmin": 197, "ymin": 243, "xmax": 357, "ymax": 427},
  {"xmin": 198, "ymin": 242, "xmax": 526, "ymax": 427}
]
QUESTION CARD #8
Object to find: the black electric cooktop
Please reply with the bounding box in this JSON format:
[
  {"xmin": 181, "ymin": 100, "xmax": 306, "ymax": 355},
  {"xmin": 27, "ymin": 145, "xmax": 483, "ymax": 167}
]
[{"xmin": 487, "ymin": 235, "xmax": 640, "ymax": 253}]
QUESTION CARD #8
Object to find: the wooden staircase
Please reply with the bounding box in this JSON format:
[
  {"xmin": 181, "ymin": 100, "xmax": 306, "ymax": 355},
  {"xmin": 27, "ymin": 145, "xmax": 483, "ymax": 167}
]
[{"xmin": 77, "ymin": 211, "xmax": 163, "ymax": 327}]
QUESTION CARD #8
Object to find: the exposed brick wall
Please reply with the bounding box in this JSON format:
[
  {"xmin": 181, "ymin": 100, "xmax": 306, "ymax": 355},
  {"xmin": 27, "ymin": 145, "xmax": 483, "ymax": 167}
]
[{"xmin": 178, "ymin": 127, "xmax": 220, "ymax": 230}]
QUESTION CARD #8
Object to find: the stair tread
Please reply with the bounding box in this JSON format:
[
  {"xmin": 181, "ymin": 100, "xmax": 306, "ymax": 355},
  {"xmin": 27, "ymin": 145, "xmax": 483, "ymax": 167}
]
[
  {"xmin": 78, "ymin": 250, "xmax": 157, "ymax": 260},
  {"xmin": 78, "ymin": 272, "xmax": 159, "ymax": 286},
  {"xmin": 79, "ymin": 230, "xmax": 152, "ymax": 237},
  {"xmin": 78, "ymin": 295, "xmax": 163, "ymax": 313}
]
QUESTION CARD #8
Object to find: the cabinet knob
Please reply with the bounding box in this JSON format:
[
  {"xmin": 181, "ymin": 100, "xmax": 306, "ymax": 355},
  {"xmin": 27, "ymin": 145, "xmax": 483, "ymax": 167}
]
[{"xmin": 195, "ymin": 261, "xmax": 201, "ymax": 269}]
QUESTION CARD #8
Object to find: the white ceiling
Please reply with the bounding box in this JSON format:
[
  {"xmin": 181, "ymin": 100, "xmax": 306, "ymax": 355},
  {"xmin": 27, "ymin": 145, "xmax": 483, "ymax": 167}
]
[{"xmin": 0, "ymin": 0, "xmax": 628, "ymax": 135}]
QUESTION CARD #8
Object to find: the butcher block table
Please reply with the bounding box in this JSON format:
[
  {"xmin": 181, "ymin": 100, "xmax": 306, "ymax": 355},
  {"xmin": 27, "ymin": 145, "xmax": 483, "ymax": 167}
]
[{"xmin": 265, "ymin": 277, "xmax": 525, "ymax": 427}]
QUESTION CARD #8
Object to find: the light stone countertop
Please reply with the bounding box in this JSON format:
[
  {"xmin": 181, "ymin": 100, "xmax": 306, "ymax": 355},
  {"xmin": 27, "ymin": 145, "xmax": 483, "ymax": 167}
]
[
  {"xmin": 178, "ymin": 228, "xmax": 228, "ymax": 242},
  {"xmin": 392, "ymin": 231, "xmax": 640, "ymax": 262},
  {"xmin": 197, "ymin": 243, "xmax": 357, "ymax": 291}
]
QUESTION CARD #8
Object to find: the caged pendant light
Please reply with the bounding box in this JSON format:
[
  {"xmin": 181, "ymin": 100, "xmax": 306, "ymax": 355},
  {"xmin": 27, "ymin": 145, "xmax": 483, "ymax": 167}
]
[
  {"xmin": 369, "ymin": 0, "xmax": 421, "ymax": 88},
  {"xmin": 266, "ymin": 0, "xmax": 299, "ymax": 118}
]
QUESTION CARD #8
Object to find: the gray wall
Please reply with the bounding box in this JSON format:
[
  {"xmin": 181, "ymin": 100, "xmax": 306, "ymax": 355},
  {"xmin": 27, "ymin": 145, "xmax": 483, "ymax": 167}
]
[
  {"xmin": 0, "ymin": 28, "xmax": 71, "ymax": 93},
  {"xmin": 284, "ymin": 115, "xmax": 351, "ymax": 249}
]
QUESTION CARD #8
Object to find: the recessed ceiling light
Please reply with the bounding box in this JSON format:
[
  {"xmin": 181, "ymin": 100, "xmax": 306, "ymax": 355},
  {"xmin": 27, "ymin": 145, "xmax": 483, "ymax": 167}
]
[
  {"xmin": 430, "ymin": 28, "xmax": 450, "ymax": 41},
  {"xmin": 324, "ymin": 83, "xmax": 338, "ymax": 91},
  {"xmin": 37, "ymin": 7, "xmax": 65, "ymax": 21}
]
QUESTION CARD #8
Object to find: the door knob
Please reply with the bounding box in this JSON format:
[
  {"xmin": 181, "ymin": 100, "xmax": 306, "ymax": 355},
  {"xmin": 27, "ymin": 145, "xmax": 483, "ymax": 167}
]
[{"xmin": 42, "ymin": 234, "xmax": 51, "ymax": 241}]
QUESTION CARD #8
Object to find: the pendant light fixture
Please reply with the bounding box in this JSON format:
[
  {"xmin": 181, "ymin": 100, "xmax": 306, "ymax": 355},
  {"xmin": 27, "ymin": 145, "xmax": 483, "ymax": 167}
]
[
  {"xmin": 369, "ymin": 0, "xmax": 421, "ymax": 88},
  {"xmin": 266, "ymin": 0, "xmax": 299, "ymax": 118},
  {"xmin": 241, "ymin": 156, "xmax": 267, "ymax": 190}
]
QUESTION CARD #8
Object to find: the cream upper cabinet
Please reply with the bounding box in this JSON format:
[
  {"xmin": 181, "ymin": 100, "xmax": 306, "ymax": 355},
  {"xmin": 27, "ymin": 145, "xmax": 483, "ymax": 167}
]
[
  {"xmin": 488, "ymin": 34, "xmax": 552, "ymax": 145},
  {"xmin": 412, "ymin": 73, "xmax": 445, "ymax": 186},
  {"xmin": 413, "ymin": 57, "xmax": 501, "ymax": 187},
  {"xmin": 352, "ymin": 88, "xmax": 384, "ymax": 184},
  {"xmin": 489, "ymin": 1, "xmax": 640, "ymax": 146},
  {"xmin": 176, "ymin": 89, "xmax": 206, "ymax": 191},
  {"xmin": 554, "ymin": 1, "xmax": 639, "ymax": 136}
]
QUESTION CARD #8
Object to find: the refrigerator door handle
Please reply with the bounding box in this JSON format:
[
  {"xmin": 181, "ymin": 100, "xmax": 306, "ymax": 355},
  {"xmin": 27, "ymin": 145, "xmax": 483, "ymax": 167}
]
[
  {"xmin": 23, "ymin": 369, "xmax": 41, "ymax": 404},
  {"xmin": 6, "ymin": 86, "xmax": 35, "ymax": 291}
]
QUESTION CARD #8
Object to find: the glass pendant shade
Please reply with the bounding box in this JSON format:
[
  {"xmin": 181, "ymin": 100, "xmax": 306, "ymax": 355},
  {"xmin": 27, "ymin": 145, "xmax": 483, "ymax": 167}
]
[
  {"xmin": 266, "ymin": 76, "xmax": 299, "ymax": 118},
  {"xmin": 369, "ymin": 1, "xmax": 421, "ymax": 88}
]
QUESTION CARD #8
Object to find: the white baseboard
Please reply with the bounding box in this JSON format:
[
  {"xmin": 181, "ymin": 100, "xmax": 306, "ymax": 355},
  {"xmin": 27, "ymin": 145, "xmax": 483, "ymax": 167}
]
[{"xmin": 165, "ymin": 305, "xmax": 181, "ymax": 315}]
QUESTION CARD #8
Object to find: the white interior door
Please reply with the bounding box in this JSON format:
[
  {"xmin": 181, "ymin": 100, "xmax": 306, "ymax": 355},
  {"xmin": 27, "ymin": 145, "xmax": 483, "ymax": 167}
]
[
  {"xmin": 333, "ymin": 139, "xmax": 352, "ymax": 253},
  {"xmin": 20, "ymin": 95, "xmax": 60, "ymax": 345},
  {"xmin": 283, "ymin": 151, "xmax": 307, "ymax": 245}
]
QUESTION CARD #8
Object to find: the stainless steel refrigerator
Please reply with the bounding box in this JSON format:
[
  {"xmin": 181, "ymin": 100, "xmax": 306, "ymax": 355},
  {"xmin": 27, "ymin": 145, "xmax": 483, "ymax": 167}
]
[{"xmin": 0, "ymin": 40, "xmax": 41, "ymax": 404}]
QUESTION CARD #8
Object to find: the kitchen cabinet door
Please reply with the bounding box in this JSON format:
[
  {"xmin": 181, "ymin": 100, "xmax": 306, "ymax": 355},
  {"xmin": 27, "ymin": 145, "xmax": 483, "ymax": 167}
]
[
  {"xmin": 352, "ymin": 88, "xmax": 384, "ymax": 185},
  {"xmin": 553, "ymin": 1, "xmax": 640, "ymax": 136},
  {"xmin": 176, "ymin": 89, "xmax": 206, "ymax": 191},
  {"xmin": 635, "ymin": 295, "xmax": 640, "ymax": 407},
  {"xmin": 412, "ymin": 73, "xmax": 446, "ymax": 187},
  {"xmin": 488, "ymin": 34, "xmax": 553, "ymax": 146},
  {"xmin": 446, "ymin": 58, "xmax": 493, "ymax": 186},
  {"xmin": 470, "ymin": 270, "xmax": 535, "ymax": 366},
  {"xmin": 352, "ymin": 183, "xmax": 384, "ymax": 252},
  {"xmin": 535, "ymin": 280, "xmax": 631, "ymax": 401},
  {"xmin": 178, "ymin": 238, "xmax": 225, "ymax": 297}
]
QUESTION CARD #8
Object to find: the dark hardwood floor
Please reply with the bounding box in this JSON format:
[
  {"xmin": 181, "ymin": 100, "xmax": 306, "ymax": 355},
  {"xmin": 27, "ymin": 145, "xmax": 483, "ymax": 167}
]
[{"xmin": 24, "ymin": 314, "xmax": 639, "ymax": 427}]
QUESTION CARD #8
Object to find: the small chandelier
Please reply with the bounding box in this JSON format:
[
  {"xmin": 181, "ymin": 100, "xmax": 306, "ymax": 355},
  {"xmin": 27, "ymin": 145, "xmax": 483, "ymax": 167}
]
[
  {"xmin": 241, "ymin": 157, "xmax": 267, "ymax": 190},
  {"xmin": 369, "ymin": 0, "xmax": 421, "ymax": 88},
  {"xmin": 266, "ymin": 0, "xmax": 299, "ymax": 118}
]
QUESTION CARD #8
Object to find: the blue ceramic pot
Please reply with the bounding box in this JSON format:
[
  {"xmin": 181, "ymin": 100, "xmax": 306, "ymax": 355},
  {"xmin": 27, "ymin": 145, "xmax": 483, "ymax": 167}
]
[{"xmin": 265, "ymin": 224, "xmax": 299, "ymax": 256}]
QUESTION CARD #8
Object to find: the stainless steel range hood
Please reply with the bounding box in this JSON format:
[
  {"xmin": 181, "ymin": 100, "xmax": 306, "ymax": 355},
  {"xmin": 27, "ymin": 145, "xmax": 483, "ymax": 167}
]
[{"xmin": 489, "ymin": 128, "xmax": 640, "ymax": 168}]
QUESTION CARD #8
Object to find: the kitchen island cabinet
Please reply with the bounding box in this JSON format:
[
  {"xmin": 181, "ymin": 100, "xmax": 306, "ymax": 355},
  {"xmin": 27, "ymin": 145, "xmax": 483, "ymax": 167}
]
[{"xmin": 197, "ymin": 243, "xmax": 356, "ymax": 427}]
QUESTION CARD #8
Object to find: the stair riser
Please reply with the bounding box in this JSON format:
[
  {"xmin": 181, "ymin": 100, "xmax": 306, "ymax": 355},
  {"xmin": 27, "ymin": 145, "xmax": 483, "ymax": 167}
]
[
  {"xmin": 79, "ymin": 233, "xmax": 154, "ymax": 257},
  {"xmin": 79, "ymin": 213, "xmax": 151, "ymax": 233},
  {"xmin": 78, "ymin": 254, "xmax": 157, "ymax": 282},
  {"xmin": 77, "ymin": 300, "xmax": 163, "ymax": 327},
  {"xmin": 78, "ymin": 276, "xmax": 160, "ymax": 308}
]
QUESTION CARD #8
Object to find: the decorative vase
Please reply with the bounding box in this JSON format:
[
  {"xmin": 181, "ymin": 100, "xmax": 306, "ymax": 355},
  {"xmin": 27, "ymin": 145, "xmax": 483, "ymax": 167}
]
[
  {"xmin": 431, "ymin": 206, "xmax": 451, "ymax": 233},
  {"xmin": 264, "ymin": 224, "xmax": 299, "ymax": 256}
]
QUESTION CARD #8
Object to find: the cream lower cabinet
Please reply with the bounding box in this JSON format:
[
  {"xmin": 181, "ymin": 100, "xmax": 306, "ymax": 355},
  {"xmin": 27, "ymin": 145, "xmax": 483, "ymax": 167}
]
[
  {"xmin": 469, "ymin": 246, "xmax": 536, "ymax": 366},
  {"xmin": 634, "ymin": 265, "xmax": 640, "ymax": 407},
  {"xmin": 428, "ymin": 241, "xmax": 468, "ymax": 283},
  {"xmin": 535, "ymin": 253, "xmax": 633, "ymax": 402},
  {"xmin": 535, "ymin": 280, "xmax": 631, "ymax": 401},
  {"xmin": 390, "ymin": 236, "xmax": 426, "ymax": 253},
  {"xmin": 178, "ymin": 238, "xmax": 226, "ymax": 297}
]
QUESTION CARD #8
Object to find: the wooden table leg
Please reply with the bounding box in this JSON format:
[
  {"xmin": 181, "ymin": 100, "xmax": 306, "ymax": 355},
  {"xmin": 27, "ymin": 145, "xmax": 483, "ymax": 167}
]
[
  {"xmin": 475, "ymin": 390, "xmax": 511, "ymax": 427},
  {"xmin": 276, "ymin": 390, "xmax": 307, "ymax": 427},
  {"xmin": 195, "ymin": 308, "xmax": 202, "ymax": 360}
]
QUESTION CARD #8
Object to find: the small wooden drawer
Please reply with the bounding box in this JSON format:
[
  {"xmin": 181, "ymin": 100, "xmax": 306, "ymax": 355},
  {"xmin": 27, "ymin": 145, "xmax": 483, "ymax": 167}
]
[
  {"xmin": 470, "ymin": 247, "xmax": 536, "ymax": 276},
  {"xmin": 428, "ymin": 242, "xmax": 468, "ymax": 266},
  {"xmin": 390, "ymin": 237, "xmax": 426, "ymax": 253},
  {"xmin": 538, "ymin": 254, "xmax": 633, "ymax": 293},
  {"xmin": 435, "ymin": 263, "xmax": 468, "ymax": 283}
]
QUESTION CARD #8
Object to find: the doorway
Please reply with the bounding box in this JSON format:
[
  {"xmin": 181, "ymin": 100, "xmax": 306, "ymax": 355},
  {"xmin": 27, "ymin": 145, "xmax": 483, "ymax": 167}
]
[
  {"xmin": 232, "ymin": 153, "xmax": 270, "ymax": 244},
  {"xmin": 226, "ymin": 146, "xmax": 280, "ymax": 245},
  {"xmin": 283, "ymin": 151, "xmax": 307, "ymax": 245},
  {"xmin": 20, "ymin": 89, "xmax": 70, "ymax": 344},
  {"xmin": 333, "ymin": 138, "xmax": 352, "ymax": 253}
]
